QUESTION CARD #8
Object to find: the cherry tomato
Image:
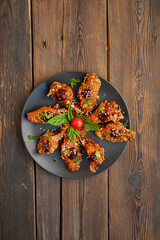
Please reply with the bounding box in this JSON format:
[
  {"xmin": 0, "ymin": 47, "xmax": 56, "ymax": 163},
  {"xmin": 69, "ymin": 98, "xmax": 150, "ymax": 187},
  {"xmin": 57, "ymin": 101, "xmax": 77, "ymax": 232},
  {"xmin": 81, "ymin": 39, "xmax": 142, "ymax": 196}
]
[{"xmin": 71, "ymin": 117, "xmax": 84, "ymax": 129}]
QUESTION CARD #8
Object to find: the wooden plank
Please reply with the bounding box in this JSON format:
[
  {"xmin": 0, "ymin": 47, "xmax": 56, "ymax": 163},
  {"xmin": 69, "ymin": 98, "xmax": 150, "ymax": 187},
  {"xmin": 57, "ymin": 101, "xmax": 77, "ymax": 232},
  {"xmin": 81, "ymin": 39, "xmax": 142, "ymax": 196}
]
[
  {"xmin": 108, "ymin": 0, "xmax": 160, "ymax": 239},
  {"xmin": 0, "ymin": 1, "xmax": 35, "ymax": 240},
  {"xmin": 62, "ymin": 1, "xmax": 108, "ymax": 239},
  {"xmin": 32, "ymin": 0, "xmax": 64, "ymax": 239}
]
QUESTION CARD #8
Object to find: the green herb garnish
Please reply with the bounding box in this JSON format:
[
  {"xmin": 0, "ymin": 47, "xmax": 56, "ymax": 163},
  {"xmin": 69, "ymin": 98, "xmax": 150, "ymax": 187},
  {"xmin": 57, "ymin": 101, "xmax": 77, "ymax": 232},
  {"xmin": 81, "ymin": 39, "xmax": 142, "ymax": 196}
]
[
  {"xmin": 48, "ymin": 135, "xmax": 51, "ymax": 140},
  {"xmin": 67, "ymin": 103, "xmax": 74, "ymax": 121},
  {"xmin": 67, "ymin": 126, "xmax": 79, "ymax": 142},
  {"xmin": 105, "ymin": 134, "xmax": 111, "ymax": 138},
  {"xmin": 103, "ymin": 93, "xmax": 106, "ymax": 96},
  {"xmin": 81, "ymin": 135, "xmax": 84, "ymax": 138},
  {"xmin": 40, "ymin": 110, "xmax": 53, "ymax": 120},
  {"xmin": 99, "ymin": 107, "xmax": 105, "ymax": 113},
  {"xmin": 74, "ymin": 156, "xmax": 80, "ymax": 163},
  {"xmin": 122, "ymin": 121, "xmax": 129, "ymax": 128},
  {"xmin": 53, "ymin": 158, "xmax": 58, "ymax": 162},
  {"xmin": 83, "ymin": 98, "xmax": 93, "ymax": 108},
  {"xmin": 81, "ymin": 83, "xmax": 85, "ymax": 85},
  {"xmin": 97, "ymin": 96, "xmax": 100, "ymax": 100},
  {"xmin": 70, "ymin": 78, "xmax": 81, "ymax": 88},
  {"xmin": 95, "ymin": 151, "xmax": 101, "ymax": 158},
  {"xmin": 47, "ymin": 113, "xmax": 69, "ymax": 126},
  {"xmin": 75, "ymin": 114, "xmax": 99, "ymax": 131},
  {"xmin": 44, "ymin": 129, "xmax": 50, "ymax": 134},
  {"xmin": 65, "ymin": 150, "xmax": 70, "ymax": 155},
  {"xmin": 28, "ymin": 135, "xmax": 40, "ymax": 140}
]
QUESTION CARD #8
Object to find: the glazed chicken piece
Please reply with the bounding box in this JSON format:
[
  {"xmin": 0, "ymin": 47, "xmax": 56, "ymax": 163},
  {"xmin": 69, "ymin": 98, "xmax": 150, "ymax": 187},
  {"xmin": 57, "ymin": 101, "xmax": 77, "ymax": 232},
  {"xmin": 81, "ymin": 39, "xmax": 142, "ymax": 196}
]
[
  {"xmin": 95, "ymin": 122, "xmax": 136, "ymax": 142},
  {"xmin": 48, "ymin": 82, "xmax": 73, "ymax": 108},
  {"xmin": 27, "ymin": 104, "xmax": 67, "ymax": 124},
  {"xmin": 37, "ymin": 123, "xmax": 69, "ymax": 154},
  {"xmin": 61, "ymin": 135, "xmax": 82, "ymax": 172},
  {"xmin": 71, "ymin": 102, "xmax": 83, "ymax": 115},
  {"xmin": 88, "ymin": 100, "xmax": 124, "ymax": 124},
  {"xmin": 78, "ymin": 130, "xmax": 105, "ymax": 173},
  {"xmin": 77, "ymin": 73, "xmax": 101, "ymax": 114}
]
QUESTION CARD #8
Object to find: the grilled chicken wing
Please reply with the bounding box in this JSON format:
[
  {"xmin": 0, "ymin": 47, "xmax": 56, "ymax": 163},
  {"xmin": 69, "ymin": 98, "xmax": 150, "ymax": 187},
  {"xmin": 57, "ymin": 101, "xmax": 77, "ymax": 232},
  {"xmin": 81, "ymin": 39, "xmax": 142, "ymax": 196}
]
[
  {"xmin": 27, "ymin": 105, "xmax": 67, "ymax": 124},
  {"xmin": 61, "ymin": 135, "xmax": 82, "ymax": 172},
  {"xmin": 78, "ymin": 130, "xmax": 105, "ymax": 173},
  {"xmin": 77, "ymin": 73, "xmax": 101, "ymax": 114},
  {"xmin": 95, "ymin": 122, "xmax": 135, "ymax": 142},
  {"xmin": 88, "ymin": 100, "xmax": 124, "ymax": 124},
  {"xmin": 71, "ymin": 102, "xmax": 83, "ymax": 115},
  {"xmin": 48, "ymin": 82, "xmax": 73, "ymax": 107},
  {"xmin": 37, "ymin": 123, "xmax": 69, "ymax": 154}
]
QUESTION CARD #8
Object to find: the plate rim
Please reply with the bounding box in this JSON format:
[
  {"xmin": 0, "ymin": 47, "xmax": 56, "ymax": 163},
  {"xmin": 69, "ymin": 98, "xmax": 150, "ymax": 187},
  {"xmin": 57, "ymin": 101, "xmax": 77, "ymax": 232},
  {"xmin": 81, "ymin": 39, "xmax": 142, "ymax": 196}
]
[{"xmin": 21, "ymin": 71, "xmax": 130, "ymax": 179}]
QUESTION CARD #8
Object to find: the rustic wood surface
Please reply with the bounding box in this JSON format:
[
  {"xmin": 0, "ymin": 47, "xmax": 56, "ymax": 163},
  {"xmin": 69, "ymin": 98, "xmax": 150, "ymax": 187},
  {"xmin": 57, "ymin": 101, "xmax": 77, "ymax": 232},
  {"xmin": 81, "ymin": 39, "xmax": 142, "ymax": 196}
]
[{"xmin": 0, "ymin": 0, "xmax": 160, "ymax": 240}]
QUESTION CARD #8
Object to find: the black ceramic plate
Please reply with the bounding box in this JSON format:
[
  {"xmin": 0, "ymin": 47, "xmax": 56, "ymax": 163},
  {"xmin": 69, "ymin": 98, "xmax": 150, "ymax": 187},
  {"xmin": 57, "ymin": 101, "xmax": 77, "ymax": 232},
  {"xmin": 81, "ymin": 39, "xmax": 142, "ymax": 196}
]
[{"xmin": 21, "ymin": 71, "xmax": 130, "ymax": 179}]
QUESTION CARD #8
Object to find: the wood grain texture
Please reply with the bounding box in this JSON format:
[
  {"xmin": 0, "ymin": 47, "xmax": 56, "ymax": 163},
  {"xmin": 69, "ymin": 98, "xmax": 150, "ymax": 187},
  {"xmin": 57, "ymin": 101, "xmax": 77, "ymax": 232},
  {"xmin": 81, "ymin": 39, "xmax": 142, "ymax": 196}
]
[
  {"xmin": 61, "ymin": 1, "xmax": 108, "ymax": 239},
  {"xmin": 0, "ymin": 0, "xmax": 36, "ymax": 240},
  {"xmin": 32, "ymin": 0, "xmax": 63, "ymax": 239},
  {"xmin": 108, "ymin": 0, "xmax": 160, "ymax": 239}
]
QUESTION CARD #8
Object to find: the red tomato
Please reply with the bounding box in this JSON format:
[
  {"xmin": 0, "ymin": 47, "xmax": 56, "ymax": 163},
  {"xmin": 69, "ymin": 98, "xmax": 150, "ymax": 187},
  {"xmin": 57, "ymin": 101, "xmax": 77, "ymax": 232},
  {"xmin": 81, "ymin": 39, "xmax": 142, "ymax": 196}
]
[{"xmin": 71, "ymin": 117, "xmax": 84, "ymax": 129}]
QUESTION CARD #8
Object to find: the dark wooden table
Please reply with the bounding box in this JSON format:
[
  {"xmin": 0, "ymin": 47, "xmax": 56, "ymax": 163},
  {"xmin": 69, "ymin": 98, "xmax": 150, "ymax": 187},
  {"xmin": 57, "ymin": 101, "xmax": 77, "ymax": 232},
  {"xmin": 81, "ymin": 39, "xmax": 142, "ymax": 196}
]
[{"xmin": 0, "ymin": 0, "xmax": 160, "ymax": 239}]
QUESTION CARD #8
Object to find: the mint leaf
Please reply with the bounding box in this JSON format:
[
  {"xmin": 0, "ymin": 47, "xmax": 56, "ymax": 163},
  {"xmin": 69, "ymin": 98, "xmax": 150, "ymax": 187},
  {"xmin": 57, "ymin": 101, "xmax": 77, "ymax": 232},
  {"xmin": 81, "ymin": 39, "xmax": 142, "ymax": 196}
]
[
  {"xmin": 47, "ymin": 113, "xmax": 69, "ymax": 126},
  {"xmin": 75, "ymin": 114, "xmax": 91, "ymax": 123},
  {"xmin": 83, "ymin": 122, "xmax": 99, "ymax": 131},
  {"xmin": 75, "ymin": 114, "xmax": 99, "ymax": 131},
  {"xmin": 67, "ymin": 103, "xmax": 74, "ymax": 121},
  {"xmin": 67, "ymin": 126, "xmax": 79, "ymax": 142},
  {"xmin": 70, "ymin": 78, "xmax": 81, "ymax": 88},
  {"xmin": 53, "ymin": 158, "xmax": 58, "ymax": 162},
  {"xmin": 28, "ymin": 135, "xmax": 40, "ymax": 140}
]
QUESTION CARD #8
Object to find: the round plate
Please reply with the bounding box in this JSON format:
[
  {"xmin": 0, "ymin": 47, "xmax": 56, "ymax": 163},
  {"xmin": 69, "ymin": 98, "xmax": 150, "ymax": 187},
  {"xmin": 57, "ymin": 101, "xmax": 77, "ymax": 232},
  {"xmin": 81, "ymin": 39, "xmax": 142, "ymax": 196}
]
[{"xmin": 21, "ymin": 71, "xmax": 130, "ymax": 179}]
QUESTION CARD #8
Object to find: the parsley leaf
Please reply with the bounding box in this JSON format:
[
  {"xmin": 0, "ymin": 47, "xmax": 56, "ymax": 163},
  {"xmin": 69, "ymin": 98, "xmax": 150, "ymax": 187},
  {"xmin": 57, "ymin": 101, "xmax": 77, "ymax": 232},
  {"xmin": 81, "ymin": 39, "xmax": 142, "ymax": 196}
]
[
  {"xmin": 95, "ymin": 151, "xmax": 101, "ymax": 158},
  {"xmin": 44, "ymin": 129, "xmax": 50, "ymax": 134},
  {"xmin": 74, "ymin": 156, "xmax": 80, "ymax": 163},
  {"xmin": 53, "ymin": 158, "xmax": 58, "ymax": 162},
  {"xmin": 47, "ymin": 113, "xmax": 69, "ymax": 125},
  {"xmin": 103, "ymin": 93, "xmax": 106, "ymax": 96},
  {"xmin": 99, "ymin": 107, "xmax": 105, "ymax": 113},
  {"xmin": 105, "ymin": 134, "xmax": 111, "ymax": 138},
  {"xmin": 122, "ymin": 120, "xmax": 129, "ymax": 128},
  {"xmin": 40, "ymin": 111, "xmax": 53, "ymax": 120},
  {"xmin": 28, "ymin": 135, "xmax": 40, "ymax": 140},
  {"xmin": 81, "ymin": 83, "xmax": 85, "ymax": 85},
  {"xmin": 70, "ymin": 78, "xmax": 81, "ymax": 88},
  {"xmin": 67, "ymin": 103, "xmax": 74, "ymax": 121},
  {"xmin": 83, "ymin": 98, "xmax": 93, "ymax": 108},
  {"xmin": 65, "ymin": 150, "xmax": 70, "ymax": 155},
  {"xmin": 48, "ymin": 135, "xmax": 51, "ymax": 140}
]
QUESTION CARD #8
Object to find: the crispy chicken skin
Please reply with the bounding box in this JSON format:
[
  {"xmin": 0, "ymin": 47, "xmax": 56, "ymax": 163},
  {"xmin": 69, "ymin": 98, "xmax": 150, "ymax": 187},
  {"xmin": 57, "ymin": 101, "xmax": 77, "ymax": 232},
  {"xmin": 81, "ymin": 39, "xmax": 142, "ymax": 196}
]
[
  {"xmin": 95, "ymin": 122, "xmax": 136, "ymax": 142},
  {"xmin": 78, "ymin": 130, "xmax": 105, "ymax": 173},
  {"xmin": 71, "ymin": 102, "xmax": 83, "ymax": 115},
  {"xmin": 37, "ymin": 123, "xmax": 69, "ymax": 155},
  {"xmin": 77, "ymin": 73, "xmax": 101, "ymax": 114},
  {"xmin": 88, "ymin": 100, "xmax": 124, "ymax": 124},
  {"xmin": 61, "ymin": 135, "xmax": 82, "ymax": 172},
  {"xmin": 48, "ymin": 82, "xmax": 73, "ymax": 107},
  {"xmin": 27, "ymin": 105, "xmax": 67, "ymax": 124}
]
